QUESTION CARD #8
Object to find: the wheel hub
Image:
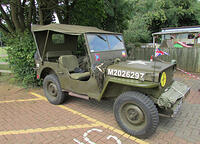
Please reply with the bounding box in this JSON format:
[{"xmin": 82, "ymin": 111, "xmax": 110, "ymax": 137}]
[
  {"xmin": 48, "ymin": 83, "xmax": 58, "ymax": 97},
  {"xmin": 124, "ymin": 105, "xmax": 144, "ymax": 125}
]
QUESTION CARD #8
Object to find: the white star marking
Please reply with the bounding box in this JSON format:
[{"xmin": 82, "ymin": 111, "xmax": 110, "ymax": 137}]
[{"xmin": 128, "ymin": 60, "xmax": 150, "ymax": 65}]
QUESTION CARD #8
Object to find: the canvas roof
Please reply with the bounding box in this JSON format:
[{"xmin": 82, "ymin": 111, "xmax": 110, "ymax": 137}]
[{"xmin": 31, "ymin": 24, "xmax": 115, "ymax": 35}]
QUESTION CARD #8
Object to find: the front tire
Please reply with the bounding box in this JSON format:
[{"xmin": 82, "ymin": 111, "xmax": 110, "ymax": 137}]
[
  {"xmin": 43, "ymin": 74, "xmax": 66, "ymax": 105},
  {"xmin": 113, "ymin": 91, "xmax": 159, "ymax": 138}
]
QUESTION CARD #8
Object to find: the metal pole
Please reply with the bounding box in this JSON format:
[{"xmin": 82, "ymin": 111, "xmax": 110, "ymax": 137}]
[
  {"xmin": 42, "ymin": 30, "xmax": 50, "ymax": 62},
  {"xmin": 153, "ymin": 36, "xmax": 156, "ymax": 82},
  {"xmin": 153, "ymin": 36, "xmax": 156, "ymax": 52}
]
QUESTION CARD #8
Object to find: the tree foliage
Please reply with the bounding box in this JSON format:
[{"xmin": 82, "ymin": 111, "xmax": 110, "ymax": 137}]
[
  {"xmin": 145, "ymin": 0, "xmax": 199, "ymax": 33},
  {"xmin": 0, "ymin": 0, "xmax": 132, "ymax": 86},
  {"xmin": 4, "ymin": 32, "xmax": 37, "ymax": 86},
  {"xmin": 69, "ymin": 0, "xmax": 106, "ymax": 27},
  {"xmin": 0, "ymin": 0, "xmax": 132, "ymax": 35},
  {"xmin": 125, "ymin": 0, "xmax": 200, "ymax": 43},
  {"xmin": 103, "ymin": 0, "xmax": 132, "ymax": 32}
]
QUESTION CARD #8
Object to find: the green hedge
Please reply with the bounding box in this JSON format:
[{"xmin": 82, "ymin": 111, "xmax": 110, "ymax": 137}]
[{"xmin": 5, "ymin": 32, "xmax": 39, "ymax": 87}]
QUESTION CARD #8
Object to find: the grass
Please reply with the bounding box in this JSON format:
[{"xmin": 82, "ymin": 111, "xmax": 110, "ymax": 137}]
[
  {"xmin": 0, "ymin": 47, "xmax": 21, "ymax": 86},
  {"xmin": 0, "ymin": 73, "xmax": 16, "ymax": 85},
  {"xmin": 0, "ymin": 64, "xmax": 9, "ymax": 70},
  {"xmin": 0, "ymin": 73, "xmax": 11, "ymax": 82},
  {"xmin": 0, "ymin": 58, "xmax": 7, "ymax": 62},
  {"xmin": 0, "ymin": 47, "xmax": 9, "ymax": 70},
  {"xmin": 0, "ymin": 47, "xmax": 8, "ymax": 62},
  {"xmin": 0, "ymin": 47, "xmax": 7, "ymax": 55}
]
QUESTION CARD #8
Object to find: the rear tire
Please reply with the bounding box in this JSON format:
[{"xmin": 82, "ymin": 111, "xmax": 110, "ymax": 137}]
[
  {"xmin": 43, "ymin": 74, "xmax": 66, "ymax": 105},
  {"xmin": 113, "ymin": 91, "xmax": 159, "ymax": 138}
]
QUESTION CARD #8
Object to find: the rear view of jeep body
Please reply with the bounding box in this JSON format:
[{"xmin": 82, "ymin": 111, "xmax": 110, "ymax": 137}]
[{"xmin": 32, "ymin": 24, "xmax": 190, "ymax": 139}]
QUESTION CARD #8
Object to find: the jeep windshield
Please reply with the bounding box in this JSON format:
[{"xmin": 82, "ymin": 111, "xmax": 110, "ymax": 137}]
[{"xmin": 86, "ymin": 34, "xmax": 125, "ymax": 52}]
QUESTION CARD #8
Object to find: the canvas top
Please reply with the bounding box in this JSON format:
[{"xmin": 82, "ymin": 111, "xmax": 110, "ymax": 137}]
[{"xmin": 31, "ymin": 24, "xmax": 116, "ymax": 35}]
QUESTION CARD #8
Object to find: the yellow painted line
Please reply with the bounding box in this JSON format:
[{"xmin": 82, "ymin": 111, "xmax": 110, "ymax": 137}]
[
  {"xmin": 0, "ymin": 123, "xmax": 101, "ymax": 136},
  {"xmin": 58, "ymin": 105, "xmax": 98, "ymax": 123},
  {"xmin": 30, "ymin": 92, "xmax": 149, "ymax": 144},
  {"xmin": 0, "ymin": 98, "xmax": 43, "ymax": 104},
  {"xmin": 30, "ymin": 92, "xmax": 47, "ymax": 100}
]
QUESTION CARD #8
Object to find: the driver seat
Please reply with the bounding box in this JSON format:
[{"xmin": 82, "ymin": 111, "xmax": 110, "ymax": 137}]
[{"xmin": 59, "ymin": 55, "xmax": 90, "ymax": 80}]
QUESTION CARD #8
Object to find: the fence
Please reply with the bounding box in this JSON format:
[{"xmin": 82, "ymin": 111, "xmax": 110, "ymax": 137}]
[{"xmin": 129, "ymin": 46, "xmax": 200, "ymax": 73}]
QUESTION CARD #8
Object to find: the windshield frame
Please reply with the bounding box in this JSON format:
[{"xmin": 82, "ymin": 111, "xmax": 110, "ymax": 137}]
[{"xmin": 85, "ymin": 33, "xmax": 126, "ymax": 53}]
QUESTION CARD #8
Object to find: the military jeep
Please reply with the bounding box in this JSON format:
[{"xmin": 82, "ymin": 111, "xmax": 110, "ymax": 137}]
[{"xmin": 32, "ymin": 24, "xmax": 190, "ymax": 138}]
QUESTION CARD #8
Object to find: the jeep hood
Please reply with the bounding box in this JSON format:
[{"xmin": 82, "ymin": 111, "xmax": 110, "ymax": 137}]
[{"xmin": 107, "ymin": 60, "xmax": 175, "ymax": 82}]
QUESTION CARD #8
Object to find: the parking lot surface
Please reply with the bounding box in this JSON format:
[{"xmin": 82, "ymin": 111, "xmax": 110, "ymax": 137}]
[{"xmin": 0, "ymin": 71, "xmax": 200, "ymax": 144}]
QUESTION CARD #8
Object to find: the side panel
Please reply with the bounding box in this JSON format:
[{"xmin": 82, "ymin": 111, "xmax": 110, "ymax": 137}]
[
  {"xmin": 38, "ymin": 62, "xmax": 101, "ymax": 99},
  {"xmin": 57, "ymin": 64, "xmax": 100, "ymax": 99}
]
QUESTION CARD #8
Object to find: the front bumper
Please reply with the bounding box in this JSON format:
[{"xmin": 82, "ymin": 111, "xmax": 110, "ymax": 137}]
[{"xmin": 157, "ymin": 81, "xmax": 190, "ymax": 117}]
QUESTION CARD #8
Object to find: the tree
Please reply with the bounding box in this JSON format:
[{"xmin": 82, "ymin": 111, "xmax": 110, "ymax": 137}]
[
  {"xmin": 0, "ymin": 0, "xmax": 56, "ymax": 34},
  {"xmin": 0, "ymin": 0, "xmax": 132, "ymax": 35},
  {"xmin": 103, "ymin": 0, "xmax": 132, "ymax": 32},
  {"xmin": 37, "ymin": 0, "xmax": 55, "ymax": 25},
  {"xmin": 0, "ymin": 0, "xmax": 132, "ymax": 86},
  {"xmin": 66, "ymin": 0, "xmax": 106, "ymax": 27},
  {"xmin": 145, "ymin": 0, "xmax": 199, "ymax": 33},
  {"xmin": 124, "ymin": 16, "xmax": 152, "ymax": 44},
  {"xmin": 54, "ymin": 0, "xmax": 132, "ymax": 32},
  {"xmin": 125, "ymin": 0, "xmax": 200, "ymax": 43}
]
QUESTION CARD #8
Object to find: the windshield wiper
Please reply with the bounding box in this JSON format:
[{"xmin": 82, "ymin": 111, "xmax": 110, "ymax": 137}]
[
  {"xmin": 97, "ymin": 34, "xmax": 107, "ymax": 42},
  {"xmin": 115, "ymin": 35, "xmax": 122, "ymax": 42}
]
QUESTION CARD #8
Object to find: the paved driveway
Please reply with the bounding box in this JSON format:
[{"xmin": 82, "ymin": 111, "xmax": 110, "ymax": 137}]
[{"xmin": 0, "ymin": 71, "xmax": 200, "ymax": 144}]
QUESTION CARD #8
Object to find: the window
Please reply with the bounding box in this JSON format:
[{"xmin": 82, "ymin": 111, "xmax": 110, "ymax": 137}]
[
  {"xmin": 87, "ymin": 34, "xmax": 109, "ymax": 52},
  {"xmin": 188, "ymin": 34, "xmax": 195, "ymax": 39},
  {"xmin": 176, "ymin": 34, "xmax": 187, "ymax": 39},
  {"xmin": 162, "ymin": 35, "xmax": 171, "ymax": 40},
  {"xmin": 107, "ymin": 35, "xmax": 124, "ymax": 50},
  {"xmin": 52, "ymin": 34, "xmax": 64, "ymax": 44},
  {"xmin": 86, "ymin": 34, "xmax": 125, "ymax": 52}
]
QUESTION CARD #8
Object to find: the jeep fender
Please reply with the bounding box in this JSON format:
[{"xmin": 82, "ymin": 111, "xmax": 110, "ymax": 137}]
[
  {"xmin": 98, "ymin": 77, "xmax": 159, "ymax": 101},
  {"xmin": 38, "ymin": 66, "xmax": 56, "ymax": 79}
]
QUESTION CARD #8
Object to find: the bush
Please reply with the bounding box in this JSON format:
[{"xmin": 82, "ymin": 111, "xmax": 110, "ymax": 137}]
[
  {"xmin": 123, "ymin": 16, "xmax": 152, "ymax": 44},
  {"xmin": 4, "ymin": 31, "xmax": 38, "ymax": 87}
]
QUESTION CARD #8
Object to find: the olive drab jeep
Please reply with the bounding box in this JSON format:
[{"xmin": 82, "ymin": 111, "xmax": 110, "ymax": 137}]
[{"xmin": 32, "ymin": 24, "xmax": 190, "ymax": 138}]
